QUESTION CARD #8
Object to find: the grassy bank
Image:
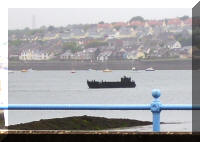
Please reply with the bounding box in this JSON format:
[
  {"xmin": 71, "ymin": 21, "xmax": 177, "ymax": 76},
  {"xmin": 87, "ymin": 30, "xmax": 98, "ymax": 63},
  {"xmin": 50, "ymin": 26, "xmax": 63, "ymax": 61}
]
[{"xmin": 8, "ymin": 115, "xmax": 152, "ymax": 130}]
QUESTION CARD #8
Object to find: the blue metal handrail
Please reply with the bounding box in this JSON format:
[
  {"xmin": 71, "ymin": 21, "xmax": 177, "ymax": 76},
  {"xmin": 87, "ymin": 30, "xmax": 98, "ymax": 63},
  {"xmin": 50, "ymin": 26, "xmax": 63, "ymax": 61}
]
[
  {"xmin": 1, "ymin": 89, "xmax": 198, "ymax": 132},
  {"xmin": 0, "ymin": 104, "xmax": 151, "ymax": 110}
]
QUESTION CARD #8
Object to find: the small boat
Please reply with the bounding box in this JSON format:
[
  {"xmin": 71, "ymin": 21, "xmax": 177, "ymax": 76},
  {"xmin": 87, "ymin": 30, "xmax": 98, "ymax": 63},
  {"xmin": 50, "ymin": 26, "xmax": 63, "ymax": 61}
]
[
  {"xmin": 103, "ymin": 69, "xmax": 112, "ymax": 72},
  {"xmin": 132, "ymin": 67, "xmax": 136, "ymax": 71},
  {"xmin": 21, "ymin": 69, "xmax": 28, "ymax": 72},
  {"xmin": 71, "ymin": 70, "xmax": 76, "ymax": 73},
  {"xmin": 88, "ymin": 69, "xmax": 95, "ymax": 71},
  {"xmin": 87, "ymin": 76, "xmax": 136, "ymax": 89},
  {"xmin": 28, "ymin": 68, "xmax": 33, "ymax": 72},
  {"xmin": 145, "ymin": 67, "xmax": 155, "ymax": 71}
]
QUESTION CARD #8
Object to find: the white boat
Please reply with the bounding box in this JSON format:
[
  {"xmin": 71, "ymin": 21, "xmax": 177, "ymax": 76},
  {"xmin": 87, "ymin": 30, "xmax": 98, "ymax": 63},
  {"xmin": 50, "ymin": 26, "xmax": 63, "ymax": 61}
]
[
  {"xmin": 28, "ymin": 68, "xmax": 33, "ymax": 72},
  {"xmin": 103, "ymin": 69, "xmax": 112, "ymax": 72},
  {"xmin": 88, "ymin": 69, "xmax": 95, "ymax": 71},
  {"xmin": 71, "ymin": 70, "xmax": 76, "ymax": 73},
  {"xmin": 132, "ymin": 67, "xmax": 136, "ymax": 71},
  {"xmin": 145, "ymin": 67, "xmax": 155, "ymax": 71}
]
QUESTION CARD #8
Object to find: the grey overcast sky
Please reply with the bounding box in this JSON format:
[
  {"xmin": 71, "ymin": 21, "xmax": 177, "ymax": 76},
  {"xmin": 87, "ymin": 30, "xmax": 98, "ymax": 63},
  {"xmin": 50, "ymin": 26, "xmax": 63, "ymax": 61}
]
[{"xmin": 8, "ymin": 8, "xmax": 192, "ymax": 30}]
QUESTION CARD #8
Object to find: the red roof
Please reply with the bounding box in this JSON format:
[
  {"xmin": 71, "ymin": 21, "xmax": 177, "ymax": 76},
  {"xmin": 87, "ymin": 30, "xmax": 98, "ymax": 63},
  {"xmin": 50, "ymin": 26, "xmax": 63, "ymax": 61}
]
[
  {"xmin": 167, "ymin": 18, "xmax": 181, "ymax": 25},
  {"xmin": 97, "ymin": 23, "xmax": 112, "ymax": 29},
  {"xmin": 130, "ymin": 21, "xmax": 145, "ymax": 26},
  {"xmin": 147, "ymin": 20, "xmax": 163, "ymax": 26},
  {"xmin": 113, "ymin": 22, "xmax": 128, "ymax": 27}
]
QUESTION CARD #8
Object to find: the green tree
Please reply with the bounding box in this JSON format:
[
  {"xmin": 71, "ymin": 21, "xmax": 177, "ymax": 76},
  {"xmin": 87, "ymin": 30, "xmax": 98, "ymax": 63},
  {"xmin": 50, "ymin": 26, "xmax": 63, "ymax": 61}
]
[
  {"xmin": 24, "ymin": 27, "xmax": 30, "ymax": 31},
  {"xmin": 98, "ymin": 21, "xmax": 105, "ymax": 24},
  {"xmin": 48, "ymin": 25, "xmax": 55, "ymax": 32},
  {"xmin": 179, "ymin": 15, "xmax": 190, "ymax": 21},
  {"xmin": 86, "ymin": 40, "xmax": 108, "ymax": 48},
  {"xmin": 129, "ymin": 16, "xmax": 144, "ymax": 22},
  {"xmin": 9, "ymin": 40, "xmax": 22, "ymax": 46},
  {"xmin": 63, "ymin": 42, "xmax": 82, "ymax": 53},
  {"xmin": 114, "ymin": 26, "xmax": 121, "ymax": 31}
]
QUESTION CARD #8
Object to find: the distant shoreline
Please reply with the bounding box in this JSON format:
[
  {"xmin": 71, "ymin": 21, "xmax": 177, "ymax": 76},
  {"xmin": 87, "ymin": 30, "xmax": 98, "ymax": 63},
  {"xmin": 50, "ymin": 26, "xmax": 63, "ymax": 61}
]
[{"xmin": 8, "ymin": 59, "xmax": 192, "ymax": 70}]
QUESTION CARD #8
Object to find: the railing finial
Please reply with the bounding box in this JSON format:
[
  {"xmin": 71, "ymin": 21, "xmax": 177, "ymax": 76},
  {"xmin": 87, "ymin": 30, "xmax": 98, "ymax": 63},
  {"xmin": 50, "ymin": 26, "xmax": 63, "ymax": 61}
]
[{"xmin": 152, "ymin": 89, "xmax": 161, "ymax": 99}]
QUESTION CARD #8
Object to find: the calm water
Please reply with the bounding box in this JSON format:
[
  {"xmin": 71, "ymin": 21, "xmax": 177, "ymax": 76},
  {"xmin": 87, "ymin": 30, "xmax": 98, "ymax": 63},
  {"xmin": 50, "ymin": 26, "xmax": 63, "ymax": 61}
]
[{"xmin": 8, "ymin": 70, "xmax": 192, "ymax": 131}]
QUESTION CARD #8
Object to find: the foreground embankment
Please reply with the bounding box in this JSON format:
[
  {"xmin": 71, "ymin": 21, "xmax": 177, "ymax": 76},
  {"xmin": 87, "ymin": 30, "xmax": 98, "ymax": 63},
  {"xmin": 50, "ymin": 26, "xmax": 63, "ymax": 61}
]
[
  {"xmin": 0, "ymin": 115, "xmax": 198, "ymax": 142},
  {"xmin": 0, "ymin": 131, "xmax": 199, "ymax": 142},
  {"xmin": 8, "ymin": 59, "xmax": 191, "ymax": 70}
]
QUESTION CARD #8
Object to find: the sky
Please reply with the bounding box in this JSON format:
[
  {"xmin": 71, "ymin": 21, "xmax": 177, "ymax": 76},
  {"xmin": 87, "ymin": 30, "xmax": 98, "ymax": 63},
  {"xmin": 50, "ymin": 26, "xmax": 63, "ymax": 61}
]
[{"xmin": 8, "ymin": 8, "xmax": 192, "ymax": 30}]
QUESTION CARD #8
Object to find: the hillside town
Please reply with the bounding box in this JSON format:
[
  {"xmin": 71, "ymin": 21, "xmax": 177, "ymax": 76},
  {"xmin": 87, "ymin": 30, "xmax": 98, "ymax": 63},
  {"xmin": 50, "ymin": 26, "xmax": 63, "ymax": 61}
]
[{"xmin": 8, "ymin": 16, "xmax": 192, "ymax": 61}]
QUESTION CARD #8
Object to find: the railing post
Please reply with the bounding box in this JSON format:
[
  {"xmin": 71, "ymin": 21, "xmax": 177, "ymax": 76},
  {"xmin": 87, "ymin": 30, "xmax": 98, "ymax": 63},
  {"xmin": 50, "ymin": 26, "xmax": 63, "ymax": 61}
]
[{"xmin": 151, "ymin": 89, "xmax": 162, "ymax": 132}]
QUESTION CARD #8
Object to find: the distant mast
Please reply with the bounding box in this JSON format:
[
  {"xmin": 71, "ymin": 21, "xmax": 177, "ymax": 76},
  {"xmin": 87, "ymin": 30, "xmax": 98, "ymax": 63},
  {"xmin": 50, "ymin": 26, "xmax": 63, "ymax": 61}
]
[{"xmin": 32, "ymin": 15, "xmax": 36, "ymax": 29}]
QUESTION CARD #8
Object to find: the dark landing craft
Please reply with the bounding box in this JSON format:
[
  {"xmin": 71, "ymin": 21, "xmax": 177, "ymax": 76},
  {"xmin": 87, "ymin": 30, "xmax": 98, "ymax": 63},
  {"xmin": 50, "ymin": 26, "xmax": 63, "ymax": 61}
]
[{"xmin": 87, "ymin": 76, "xmax": 136, "ymax": 89}]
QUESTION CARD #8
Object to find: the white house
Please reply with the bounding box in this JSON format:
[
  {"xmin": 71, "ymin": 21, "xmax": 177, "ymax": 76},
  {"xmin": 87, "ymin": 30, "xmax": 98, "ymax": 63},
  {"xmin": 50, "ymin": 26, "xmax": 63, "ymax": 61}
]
[
  {"xmin": 19, "ymin": 49, "xmax": 54, "ymax": 60},
  {"xmin": 60, "ymin": 50, "xmax": 72, "ymax": 60},
  {"xmin": 97, "ymin": 51, "xmax": 112, "ymax": 62},
  {"xmin": 167, "ymin": 41, "xmax": 182, "ymax": 49}
]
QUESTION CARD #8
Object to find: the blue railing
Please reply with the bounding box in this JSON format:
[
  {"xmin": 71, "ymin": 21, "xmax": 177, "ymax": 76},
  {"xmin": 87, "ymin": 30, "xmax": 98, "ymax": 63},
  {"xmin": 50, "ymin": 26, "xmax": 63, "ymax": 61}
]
[{"xmin": 1, "ymin": 89, "xmax": 199, "ymax": 132}]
